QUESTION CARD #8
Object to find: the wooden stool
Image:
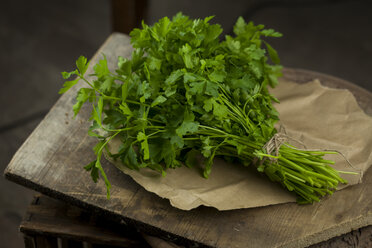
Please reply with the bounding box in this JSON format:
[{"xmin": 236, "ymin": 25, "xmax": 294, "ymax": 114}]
[
  {"xmin": 20, "ymin": 194, "xmax": 372, "ymax": 248},
  {"xmin": 20, "ymin": 194, "xmax": 182, "ymax": 248},
  {"xmin": 6, "ymin": 33, "xmax": 372, "ymax": 248},
  {"xmin": 20, "ymin": 194, "xmax": 149, "ymax": 247}
]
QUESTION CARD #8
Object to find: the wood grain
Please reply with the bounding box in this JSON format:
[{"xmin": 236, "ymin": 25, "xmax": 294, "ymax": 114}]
[{"xmin": 4, "ymin": 33, "xmax": 372, "ymax": 248}]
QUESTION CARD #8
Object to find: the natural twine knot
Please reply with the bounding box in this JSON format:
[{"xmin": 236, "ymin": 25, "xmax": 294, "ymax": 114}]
[
  {"xmin": 262, "ymin": 133, "xmax": 289, "ymax": 161},
  {"xmin": 258, "ymin": 126, "xmax": 363, "ymax": 183}
]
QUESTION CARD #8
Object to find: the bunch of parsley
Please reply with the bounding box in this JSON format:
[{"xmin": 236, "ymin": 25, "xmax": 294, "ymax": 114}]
[{"xmin": 61, "ymin": 13, "xmax": 347, "ymax": 204}]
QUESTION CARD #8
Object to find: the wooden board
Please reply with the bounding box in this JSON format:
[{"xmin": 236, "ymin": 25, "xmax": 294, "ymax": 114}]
[{"xmin": 4, "ymin": 33, "xmax": 372, "ymax": 248}]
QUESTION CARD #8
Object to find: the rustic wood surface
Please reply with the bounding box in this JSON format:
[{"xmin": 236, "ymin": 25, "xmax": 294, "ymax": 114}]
[{"xmin": 4, "ymin": 33, "xmax": 372, "ymax": 248}]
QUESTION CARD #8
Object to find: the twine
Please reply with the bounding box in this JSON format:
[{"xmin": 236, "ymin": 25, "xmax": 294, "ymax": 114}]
[{"xmin": 258, "ymin": 127, "xmax": 363, "ymax": 183}]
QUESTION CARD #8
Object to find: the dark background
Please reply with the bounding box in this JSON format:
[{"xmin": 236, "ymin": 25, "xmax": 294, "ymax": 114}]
[{"xmin": 1, "ymin": 0, "xmax": 371, "ymax": 247}]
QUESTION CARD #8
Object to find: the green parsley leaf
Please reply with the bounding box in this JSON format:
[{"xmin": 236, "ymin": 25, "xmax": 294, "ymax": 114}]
[
  {"xmin": 264, "ymin": 41, "xmax": 280, "ymax": 65},
  {"xmin": 59, "ymin": 78, "xmax": 79, "ymax": 94},
  {"xmin": 151, "ymin": 95, "xmax": 167, "ymax": 107},
  {"xmin": 84, "ymin": 160, "xmax": 99, "ymax": 183},
  {"xmin": 61, "ymin": 70, "xmax": 78, "ymax": 79},
  {"xmin": 94, "ymin": 56, "xmax": 109, "ymax": 78},
  {"xmin": 76, "ymin": 56, "xmax": 89, "ymax": 76},
  {"xmin": 73, "ymin": 88, "xmax": 95, "ymax": 116}
]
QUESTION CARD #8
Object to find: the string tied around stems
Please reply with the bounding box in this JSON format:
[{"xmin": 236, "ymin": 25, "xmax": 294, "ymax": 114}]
[{"xmin": 259, "ymin": 127, "xmax": 363, "ymax": 183}]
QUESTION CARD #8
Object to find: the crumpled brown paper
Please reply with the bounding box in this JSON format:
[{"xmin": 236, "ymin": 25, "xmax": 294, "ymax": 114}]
[{"xmin": 105, "ymin": 79, "xmax": 372, "ymax": 210}]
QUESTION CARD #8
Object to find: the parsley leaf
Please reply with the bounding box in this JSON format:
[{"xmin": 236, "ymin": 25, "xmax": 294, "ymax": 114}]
[{"xmin": 76, "ymin": 56, "xmax": 89, "ymax": 76}]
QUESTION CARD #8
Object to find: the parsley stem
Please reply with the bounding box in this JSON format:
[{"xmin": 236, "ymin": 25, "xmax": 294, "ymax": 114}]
[
  {"xmin": 81, "ymin": 75, "xmax": 154, "ymax": 107},
  {"xmin": 126, "ymin": 99, "xmax": 150, "ymax": 107},
  {"xmin": 80, "ymin": 76, "xmax": 122, "ymax": 101},
  {"xmin": 99, "ymin": 131, "xmax": 121, "ymax": 153},
  {"xmin": 79, "ymin": 75, "xmax": 95, "ymax": 89},
  {"xmin": 183, "ymin": 137, "xmax": 200, "ymax": 140},
  {"xmin": 104, "ymin": 126, "xmax": 135, "ymax": 132},
  {"xmin": 147, "ymin": 130, "xmax": 165, "ymax": 137},
  {"xmin": 94, "ymin": 130, "xmax": 121, "ymax": 197},
  {"xmin": 199, "ymin": 125, "xmax": 228, "ymax": 134},
  {"xmin": 147, "ymin": 125, "xmax": 166, "ymax": 129},
  {"xmin": 147, "ymin": 118, "xmax": 165, "ymax": 124}
]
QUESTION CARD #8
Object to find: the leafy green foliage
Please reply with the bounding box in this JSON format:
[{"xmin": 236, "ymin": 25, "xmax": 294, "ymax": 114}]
[{"xmin": 61, "ymin": 13, "xmax": 347, "ymax": 203}]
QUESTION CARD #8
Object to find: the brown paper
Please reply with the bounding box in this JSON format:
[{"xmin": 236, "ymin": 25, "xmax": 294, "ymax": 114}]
[{"xmin": 105, "ymin": 79, "xmax": 372, "ymax": 210}]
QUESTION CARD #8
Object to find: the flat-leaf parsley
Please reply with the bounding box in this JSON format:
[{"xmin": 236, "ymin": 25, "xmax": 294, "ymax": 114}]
[{"xmin": 61, "ymin": 13, "xmax": 348, "ymax": 204}]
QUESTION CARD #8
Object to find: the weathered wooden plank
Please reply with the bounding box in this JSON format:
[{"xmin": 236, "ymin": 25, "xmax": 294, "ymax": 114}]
[
  {"xmin": 5, "ymin": 33, "xmax": 141, "ymax": 214},
  {"xmin": 5, "ymin": 33, "xmax": 372, "ymax": 248}
]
